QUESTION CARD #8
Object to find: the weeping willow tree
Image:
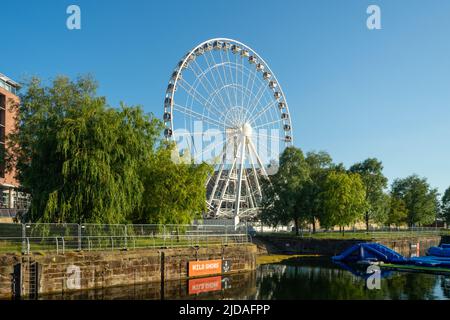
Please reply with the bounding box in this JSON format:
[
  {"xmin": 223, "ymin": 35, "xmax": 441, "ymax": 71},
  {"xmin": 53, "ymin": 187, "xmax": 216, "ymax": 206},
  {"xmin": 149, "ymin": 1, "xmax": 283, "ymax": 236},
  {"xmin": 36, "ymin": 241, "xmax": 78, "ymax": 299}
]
[
  {"xmin": 6, "ymin": 76, "xmax": 211, "ymax": 224},
  {"xmin": 134, "ymin": 144, "xmax": 212, "ymax": 225}
]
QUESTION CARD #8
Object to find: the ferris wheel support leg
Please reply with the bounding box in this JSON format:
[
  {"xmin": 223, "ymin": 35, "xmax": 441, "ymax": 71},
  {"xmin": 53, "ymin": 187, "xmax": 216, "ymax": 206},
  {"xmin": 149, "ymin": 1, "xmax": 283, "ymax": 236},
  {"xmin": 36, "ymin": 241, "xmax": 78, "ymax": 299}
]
[
  {"xmin": 244, "ymin": 172, "xmax": 255, "ymax": 209},
  {"xmin": 234, "ymin": 136, "xmax": 246, "ymax": 219},
  {"xmin": 247, "ymin": 143, "xmax": 263, "ymax": 199},
  {"xmin": 216, "ymin": 148, "xmax": 239, "ymax": 216},
  {"xmin": 248, "ymin": 138, "xmax": 269, "ymax": 178},
  {"xmin": 208, "ymin": 138, "xmax": 228, "ymax": 203}
]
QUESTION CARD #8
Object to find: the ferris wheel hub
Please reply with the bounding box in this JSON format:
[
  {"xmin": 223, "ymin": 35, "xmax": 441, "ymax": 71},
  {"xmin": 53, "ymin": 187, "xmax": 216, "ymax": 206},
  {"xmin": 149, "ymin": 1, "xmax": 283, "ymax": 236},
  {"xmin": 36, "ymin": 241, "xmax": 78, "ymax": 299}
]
[{"xmin": 241, "ymin": 122, "xmax": 253, "ymax": 137}]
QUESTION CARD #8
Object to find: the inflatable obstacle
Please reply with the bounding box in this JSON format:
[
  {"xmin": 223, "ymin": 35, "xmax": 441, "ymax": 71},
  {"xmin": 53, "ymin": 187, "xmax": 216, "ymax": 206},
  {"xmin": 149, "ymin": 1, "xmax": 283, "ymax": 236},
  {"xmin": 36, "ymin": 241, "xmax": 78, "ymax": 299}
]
[
  {"xmin": 332, "ymin": 242, "xmax": 407, "ymax": 264},
  {"xmin": 333, "ymin": 243, "xmax": 450, "ymax": 273}
]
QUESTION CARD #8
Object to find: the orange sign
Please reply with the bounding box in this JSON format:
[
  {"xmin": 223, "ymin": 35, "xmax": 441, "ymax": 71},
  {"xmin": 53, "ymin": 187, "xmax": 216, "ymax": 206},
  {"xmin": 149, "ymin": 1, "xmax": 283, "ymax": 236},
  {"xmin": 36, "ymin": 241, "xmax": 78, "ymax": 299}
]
[
  {"xmin": 188, "ymin": 276, "xmax": 222, "ymax": 295},
  {"xmin": 188, "ymin": 259, "xmax": 222, "ymax": 277}
]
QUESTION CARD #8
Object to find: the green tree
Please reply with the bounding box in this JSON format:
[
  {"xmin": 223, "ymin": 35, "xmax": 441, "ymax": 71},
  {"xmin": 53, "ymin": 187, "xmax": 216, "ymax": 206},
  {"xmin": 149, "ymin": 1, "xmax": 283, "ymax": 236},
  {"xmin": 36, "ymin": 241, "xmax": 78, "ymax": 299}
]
[
  {"xmin": 319, "ymin": 171, "xmax": 368, "ymax": 234},
  {"xmin": 6, "ymin": 76, "xmax": 211, "ymax": 225},
  {"xmin": 303, "ymin": 151, "xmax": 334, "ymax": 233},
  {"xmin": 386, "ymin": 196, "xmax": 408, "ymax": 227},
  {"xmin": 7, "ymin": 76, "xmax": 162, "ymax": 223},
  {"xmin": 390, "ymin": 175, "xmax": 439, "ymax": 227},
  {"xmin": 441, "ymin": 187, "xmax": 450, "ymax": 225},
  {"xmin": 260, "ymin": 147, "xmax": 310, "ymax": 235},
  {"xmin": 349, "ymin": 158, "xmax": 388, "ymax": 231},
  {"xmin": 135, "ymin": 143, "xmax": 212, "ymax": 224}
]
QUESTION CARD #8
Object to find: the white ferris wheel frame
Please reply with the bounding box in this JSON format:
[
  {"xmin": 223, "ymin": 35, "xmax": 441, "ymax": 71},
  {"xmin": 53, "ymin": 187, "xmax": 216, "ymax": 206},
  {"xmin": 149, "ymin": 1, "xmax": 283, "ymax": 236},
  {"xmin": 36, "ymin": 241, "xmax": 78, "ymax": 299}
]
[{"xmin": 163, "ymin": 37, "xmax": 293, "ymax": 222}]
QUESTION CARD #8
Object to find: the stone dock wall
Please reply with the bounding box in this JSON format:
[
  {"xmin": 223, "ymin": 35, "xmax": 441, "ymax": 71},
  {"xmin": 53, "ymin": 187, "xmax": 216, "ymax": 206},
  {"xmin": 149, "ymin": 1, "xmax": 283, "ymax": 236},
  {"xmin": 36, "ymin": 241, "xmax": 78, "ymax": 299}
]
[
  {"xmin": 0, "ymin": 244, "xmax": 257, "ymax": 299},
  {"xmin": 255, "ymin": 235, "xmax": 442, "ymax": 257}
]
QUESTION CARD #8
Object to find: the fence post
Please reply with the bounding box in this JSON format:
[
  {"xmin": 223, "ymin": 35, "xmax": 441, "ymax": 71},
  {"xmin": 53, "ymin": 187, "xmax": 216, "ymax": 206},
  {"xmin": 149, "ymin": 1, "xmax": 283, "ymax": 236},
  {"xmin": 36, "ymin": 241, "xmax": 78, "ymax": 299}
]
[
  {"xmin": 55, "ymin": 237, "xmax": 59, "ymax": 255},
  {"xmin": 61, "ymin": 237, "xmax": 65, "ymax": 254},
  {"xmin": 225, "ymin": 226, "xmax": 228, "ymax": 245},
  {"xmin": 21, "ymin": 224, "xmax": 26, "ymax": 254},
  {"xmin": 124, "ymin": 225, "xmax": 128, "ymax": 250},
  {"xmin": 78, "ymin": 224, "xmax": 82, "ymax": 251}
]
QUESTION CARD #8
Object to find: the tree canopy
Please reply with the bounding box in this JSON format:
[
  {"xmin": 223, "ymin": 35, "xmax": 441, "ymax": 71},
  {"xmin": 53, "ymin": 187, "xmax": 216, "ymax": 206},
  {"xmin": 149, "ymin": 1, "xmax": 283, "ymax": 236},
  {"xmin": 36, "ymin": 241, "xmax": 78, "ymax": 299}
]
[
  {"xmin": 442, "ymin": 187, "xmax": 450, "ymax": 225},
  {"xmin": 390, "ymin": 175, "xmax": 439, "ymax": 227},
  {"xmin": 302, "ymin": 151, "xmax": 334, "ymax": 232},
  {"xmin": 319, "ymin": 171, "xmax": 368, "ymax": 233},
  {"xmin": 349, "ymin": 158, "xmax": 388, "ymax": 230},
  {"xmin": 6, "ymin": 76, "xmax": 211, "ymax": 224},
  {"xmin": 260, "ymin": 146, "xmax": 310, "ymax": 235},
  {"xmin": 386, "ymin": 196, "xmax": 408, "ymax": 227}
]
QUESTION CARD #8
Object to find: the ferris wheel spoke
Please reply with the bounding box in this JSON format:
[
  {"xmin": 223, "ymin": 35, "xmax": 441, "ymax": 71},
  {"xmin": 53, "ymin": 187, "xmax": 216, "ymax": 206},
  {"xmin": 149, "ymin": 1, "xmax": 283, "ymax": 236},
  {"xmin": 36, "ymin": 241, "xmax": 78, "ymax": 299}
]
[
  {"xmin": 177, "ymin": 80, "xmax": 227, "ymax": 120},
  {"xmin": 244, "ymin": 58, "xmax": 261, "ymax": 113},
  {"xmin": 189, "ymin": 61, "xmax": 229, "ymax": 113},
  {"xmin": 196, "ymin": 134, "xmax": 229, "ymax": 160},
  {"xmin": 206, "ymin": 51, "xmax": 234, "ymax": 110},
  {"xmin": 201, "ymin": 53, "xmax": 231, "ymax": 110},
  {"xmin": 173, "ymin": 103, "xmax": 224, "ymax": 127},
  {"xmin": 240, "ymin": 53, "xmax": 246, "ymax": 113},
  {"xmin": 252, "ymin": 118, "xmax": 284, "ymax": 130},
  {"xmin": 188, "ymin": 63, "xmax": 228, "ymax": 116},
  {"xmin": 219, "ymin": 51, "xmax": 239, "ymax": 111},
  {"xmin": 246, "ymin": 83, "xmax": 269, "ymax": 119},
  {"xmin": 224, "ymin": 49, "xmax": 239, "ymax": 108},
  {"xmin": 253, "ymin": 132, "xmax": 285, "ymax": 142},
  {"xmin": 249, "ymin": 99, "xmax": 278, "ymax": 126},
  {"xmin": 219, "ymin": 50, "xmax": 235, "ymax": 108}
]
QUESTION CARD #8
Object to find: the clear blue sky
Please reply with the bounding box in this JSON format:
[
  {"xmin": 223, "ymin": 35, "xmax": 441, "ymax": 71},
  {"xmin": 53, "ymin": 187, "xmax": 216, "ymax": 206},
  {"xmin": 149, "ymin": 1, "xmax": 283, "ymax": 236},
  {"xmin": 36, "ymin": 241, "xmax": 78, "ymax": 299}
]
[{"xmin": 2, "ymin": 0, "xmax": 450, "ymax": 194}]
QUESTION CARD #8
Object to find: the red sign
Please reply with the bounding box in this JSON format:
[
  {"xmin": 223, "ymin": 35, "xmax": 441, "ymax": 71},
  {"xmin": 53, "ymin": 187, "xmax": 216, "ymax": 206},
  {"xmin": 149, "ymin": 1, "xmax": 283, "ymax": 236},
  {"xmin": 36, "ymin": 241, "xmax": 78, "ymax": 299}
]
[
  {"xmin": 188, "ymin": 276, "xmax": 222, "ymax": 295},
  {"xmin": 188, "ymin": 259, "xmax": 222, "ymax": 277}
]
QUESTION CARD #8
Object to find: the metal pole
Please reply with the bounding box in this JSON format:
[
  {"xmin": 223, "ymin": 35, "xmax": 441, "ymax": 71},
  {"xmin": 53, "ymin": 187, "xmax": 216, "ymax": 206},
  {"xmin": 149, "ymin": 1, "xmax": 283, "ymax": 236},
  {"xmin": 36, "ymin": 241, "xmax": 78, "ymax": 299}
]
[
  {"xmin": 124, "ymin": 225, "xmax": 128, "ymax": 250},
  {"xmin": 78, "ymin": 224, "xmax": 81, "ymax": 251},
  {"xmin": 21, "ymin": 224, "xmax": 26, "ymax": 254}
]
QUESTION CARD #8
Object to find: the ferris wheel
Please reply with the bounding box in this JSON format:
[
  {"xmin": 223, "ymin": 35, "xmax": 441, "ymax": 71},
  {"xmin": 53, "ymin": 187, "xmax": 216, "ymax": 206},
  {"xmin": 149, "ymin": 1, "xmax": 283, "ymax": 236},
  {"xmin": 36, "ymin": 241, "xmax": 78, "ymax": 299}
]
[{"xmin": 163, "ymin": 38, "xmax": 293, "ymax": 223}]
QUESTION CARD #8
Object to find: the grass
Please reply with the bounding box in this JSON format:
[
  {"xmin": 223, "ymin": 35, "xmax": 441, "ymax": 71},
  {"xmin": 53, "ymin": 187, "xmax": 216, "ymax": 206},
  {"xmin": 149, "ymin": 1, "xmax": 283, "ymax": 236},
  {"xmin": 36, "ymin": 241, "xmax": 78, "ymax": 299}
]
[
  {"xmin": 257, "ymin": 254, "xmax": 322, "ymax": 265},
  {"xmin": 381, "ymin": 263, "xmax": 450, "ymax": 274}
]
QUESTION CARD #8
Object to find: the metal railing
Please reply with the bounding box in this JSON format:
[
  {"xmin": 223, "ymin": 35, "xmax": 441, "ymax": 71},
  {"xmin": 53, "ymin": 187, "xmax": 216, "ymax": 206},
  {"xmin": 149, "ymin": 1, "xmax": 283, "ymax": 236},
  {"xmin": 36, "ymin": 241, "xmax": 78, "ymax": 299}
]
[
  {"xmin": 0, "ymin": 223, "xmax": 250, "ymax": 254},
  {"xmin": 248, "ymin": 223, "xmax": 449, "ymax": 238}
]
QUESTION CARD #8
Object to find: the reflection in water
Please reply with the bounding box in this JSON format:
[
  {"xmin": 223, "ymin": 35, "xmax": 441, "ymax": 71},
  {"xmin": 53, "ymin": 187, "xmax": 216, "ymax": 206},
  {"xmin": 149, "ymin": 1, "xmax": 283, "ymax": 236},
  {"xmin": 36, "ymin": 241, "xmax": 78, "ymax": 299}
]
[
  {"xmin": 252, "ymin": 259, "xmax": 450, "ymax": 300},
  {"xmin": 37, "ymin": 259, "xmax": 450, "ymax": 300}
]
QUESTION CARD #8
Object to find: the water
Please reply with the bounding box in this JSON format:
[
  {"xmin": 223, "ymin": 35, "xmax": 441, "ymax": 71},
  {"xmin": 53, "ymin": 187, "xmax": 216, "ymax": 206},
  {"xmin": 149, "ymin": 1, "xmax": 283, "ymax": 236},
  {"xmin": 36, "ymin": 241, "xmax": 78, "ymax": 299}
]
[{"xmin": 38, "ymin": 258, "xmax": 450, "ymax": 300}]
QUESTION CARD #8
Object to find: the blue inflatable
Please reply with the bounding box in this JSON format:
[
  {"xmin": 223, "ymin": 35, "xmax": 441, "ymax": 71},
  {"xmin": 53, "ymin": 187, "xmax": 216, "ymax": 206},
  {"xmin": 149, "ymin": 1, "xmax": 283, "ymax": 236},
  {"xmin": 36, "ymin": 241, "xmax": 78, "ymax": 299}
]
[
  {"xmin": 332, "ymin": 243, "xmax": 407, "ymax": 264},
  {"xmin": 427, "ymin": 244, "xmax": 450, "ymax": 258},
  {"xmin": 334, "ymin": 243, "xmax": 450, "ymax": 271}
]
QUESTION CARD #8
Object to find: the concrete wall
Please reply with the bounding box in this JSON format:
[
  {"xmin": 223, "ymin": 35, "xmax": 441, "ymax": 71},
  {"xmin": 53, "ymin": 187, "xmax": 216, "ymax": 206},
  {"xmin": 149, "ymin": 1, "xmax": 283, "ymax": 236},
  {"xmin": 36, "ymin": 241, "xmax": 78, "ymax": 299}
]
[{"xmin": 0, "ymin": 244, "xmax": 257, "ymax": 299}]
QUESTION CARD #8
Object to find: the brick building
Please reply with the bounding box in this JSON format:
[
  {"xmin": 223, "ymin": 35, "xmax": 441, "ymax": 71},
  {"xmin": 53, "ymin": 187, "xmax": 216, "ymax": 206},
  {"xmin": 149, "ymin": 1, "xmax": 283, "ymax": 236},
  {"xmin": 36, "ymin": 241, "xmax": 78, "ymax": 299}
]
[{"xmin": 0, "ymin": 73, "xmax": 29, "ymax": 221}]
